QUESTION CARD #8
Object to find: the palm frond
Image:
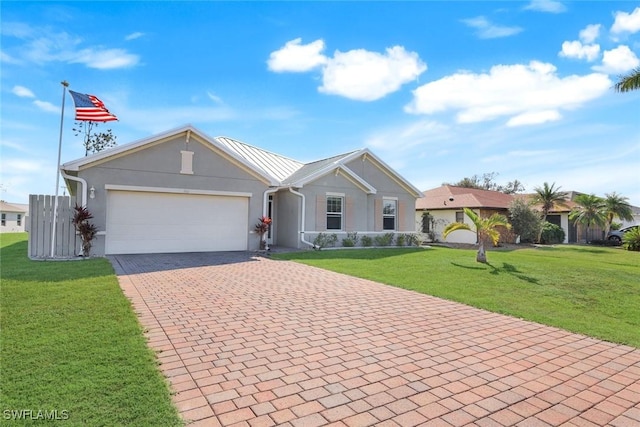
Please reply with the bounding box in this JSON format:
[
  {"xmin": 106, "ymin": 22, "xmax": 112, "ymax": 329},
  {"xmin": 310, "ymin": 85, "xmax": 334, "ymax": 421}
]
[{"xmin": 614, "ymin": 67, "xmax": 640, "ymax": 93}]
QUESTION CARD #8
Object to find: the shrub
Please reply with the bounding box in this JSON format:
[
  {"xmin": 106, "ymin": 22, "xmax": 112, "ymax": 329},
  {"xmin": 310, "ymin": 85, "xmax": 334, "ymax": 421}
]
[
  {"xmin": 508, "ymin": 199, "xmax": 542, "ymax": 243},
  {"xmin": 313, "ymin": 233, "xmax": 338, "ymax": 250},
  {"xmin": 360, "ymin": 235, "xmax": 373, "ymax": 247},
  {"xmin": 72, "ymin": 205, "xmax": 98, "ymax": 257},
  {"xmin": 539, "ymin": 222, "xmax": 565, "ymax": 244},
  {"xmin": 374, "ymin": 233, "xmax": 394, "ymax": 246},
  {"xmin": 405, "ymin": 233, "xmax": 421, "ymax": 246},
  {"xmin": 342, "ymin": 232, "xmax": 359, "ymax": 247},
  {"xmin": 623, "ymin": 227, "xmax": 640, "ymax": 251},
  {"xmin": 395, "ymin": 234, "xmax": 405, "ymax": 246}
]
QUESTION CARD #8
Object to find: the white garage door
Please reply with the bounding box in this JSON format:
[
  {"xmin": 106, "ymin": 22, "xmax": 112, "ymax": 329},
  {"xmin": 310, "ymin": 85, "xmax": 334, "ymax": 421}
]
[{"xmin": 106, "ymin": 190, "xmax": 249, "ymax": 254}]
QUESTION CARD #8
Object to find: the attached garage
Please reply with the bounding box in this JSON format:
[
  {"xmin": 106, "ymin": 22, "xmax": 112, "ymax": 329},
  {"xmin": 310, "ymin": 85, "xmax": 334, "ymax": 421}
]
[{"xmin": 105, "ymin": 188, "xmax": 249, "ymax": 254}]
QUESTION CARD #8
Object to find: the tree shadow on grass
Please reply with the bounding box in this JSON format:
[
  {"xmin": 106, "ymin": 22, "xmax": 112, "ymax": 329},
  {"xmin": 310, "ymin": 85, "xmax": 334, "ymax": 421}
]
[{"xmin": 451, "ymin": 260, "xmax": 539, "ymax": 284}]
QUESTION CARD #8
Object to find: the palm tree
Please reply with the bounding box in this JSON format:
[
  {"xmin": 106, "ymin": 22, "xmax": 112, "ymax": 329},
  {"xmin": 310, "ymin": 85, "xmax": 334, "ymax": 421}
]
[
  {"xmin": 531, "ymin": 182, "xmax": 568, "ymax": 223},
  {"xmin": 443, "ymin": 207, "xmax": 511, "ymax": 263},
  {"xmin": 569, "ymin": 194, "xmax": 606, "ymax": 242},
  {"xmin": 614, "ymin": 67, "xmax": 640, "ymax": 93},
  {"xmin": 603, "ymin": 192, "xmax": 634, "ymax": 236},
  {"xmin": 531, "ymin": 182, "xmax": 568, "ymax": 242}
]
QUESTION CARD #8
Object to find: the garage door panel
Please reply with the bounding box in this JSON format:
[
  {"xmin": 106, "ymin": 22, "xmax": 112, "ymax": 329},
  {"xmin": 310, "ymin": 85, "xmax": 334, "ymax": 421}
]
[{"xmin": 106, "ymin": 191, "xmax": 248, "ymax": 254}]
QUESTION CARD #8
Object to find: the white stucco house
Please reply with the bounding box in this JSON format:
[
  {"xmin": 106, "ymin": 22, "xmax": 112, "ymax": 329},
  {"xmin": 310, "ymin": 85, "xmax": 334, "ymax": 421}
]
[{"xmin": 1, "ymin": 201, "xmax": 28, "ymax": 233}]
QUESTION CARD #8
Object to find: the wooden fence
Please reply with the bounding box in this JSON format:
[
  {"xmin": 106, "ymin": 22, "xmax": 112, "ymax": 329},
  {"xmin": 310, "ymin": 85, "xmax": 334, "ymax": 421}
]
[{"xmin": 28, "ymin": 195, "xmax": 80, "ymax": 259}]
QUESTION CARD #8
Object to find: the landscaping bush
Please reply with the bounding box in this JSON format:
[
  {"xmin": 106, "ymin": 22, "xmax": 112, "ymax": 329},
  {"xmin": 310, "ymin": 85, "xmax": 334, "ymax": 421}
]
[
  {"xmin": 374, "ymin": 233, "xmax": 394, "ymax": 246},
  {"xmin": 623, "ymin": 227, "xmax": 640, "ymax": 251},
  {"xmin": 540, "ymin": 222, "xmax": 565, "ymax": 244},
  {"xmin": 395, "ymin": 234, "xmax": 405, "ymax": 246},
  {"xmin": 313, "ymin": 233, "xmax": 338, "ymax": 249},
  {"xmin": 342, "ymin": 232, "xmax": 359, "ymax": 247},
  {"xmin": 360, "ymin": 235, "xmax": 373, "ymax": 247}
]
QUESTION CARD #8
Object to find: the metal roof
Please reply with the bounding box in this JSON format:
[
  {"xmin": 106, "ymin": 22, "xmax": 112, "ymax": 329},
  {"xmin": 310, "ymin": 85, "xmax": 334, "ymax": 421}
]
[{"xmin": 215, "ymin": 136, "xmax": 304, "ymax": 183}]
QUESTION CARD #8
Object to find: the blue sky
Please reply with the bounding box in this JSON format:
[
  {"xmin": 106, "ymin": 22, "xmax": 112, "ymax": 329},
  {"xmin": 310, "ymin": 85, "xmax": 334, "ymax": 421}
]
[{"xmin": 2, "ymin": 1, "xmax": 639, "ymax": 206}]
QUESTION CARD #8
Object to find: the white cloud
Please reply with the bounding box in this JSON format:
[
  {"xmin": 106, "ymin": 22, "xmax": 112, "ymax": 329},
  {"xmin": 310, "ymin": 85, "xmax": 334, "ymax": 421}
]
[
  {"xmin": 559, "ymin": 40, "xmax": 600, "ymax": 62},
  {"xmin": 267, "ymin": 38, "xmax": 327, "ymax": 72},
  {"xmin": 1, "ymin": 50, "xmax": 21, "ymax": 64},
  {"xmin": 3, "ymin": 22, "xmax": 140, "ymax": 70},
  {"xmin": 70, "ymin": 48, "xmax": 139, "ymax": 69},
  {"xmin": 592, "ymin": 45, "xmax": 640, "ymax": 74},
  {"xmin": 506, "ymin": 110, "xmax": 561, "ymax": 127},
  {"xmin": 405, "ymin": 61, "xmax": 611, "ymax": 126},
  {"xmin": 579, "ymin": 24, "xmax": 601, "ymax": 43},
  {"xmin": 462, "ymin": 16, "xmax": 523, "ymax": 39},
  {"xmin": 125, "ymin": 32, "xmax": 144, "ymax": 41},
  {"xmin": 319, "ymin": 46, "xmax": 426, "ymax": 101},
  {"xmin": 611, "ymin": 7, "xmax": 640, "ymax": 34},
  {"xmin": 206, "ymin": 91, "xmax": 224, "ymax": 105},
  {"xmin": 33, "ymin": 100, "xmax": 59, "ymax": 113},
  {"xmin": 12, "ymin": 85, "xmax": 35, "ymax": 98},
  {"xmin": 524, "ymin": 0, "xmax": 567, "ymax": 13}
]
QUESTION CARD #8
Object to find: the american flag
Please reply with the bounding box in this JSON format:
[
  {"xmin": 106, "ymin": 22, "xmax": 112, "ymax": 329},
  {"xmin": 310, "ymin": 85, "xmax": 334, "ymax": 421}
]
[{"xmin": 69, "ymin": 90, "xmax": 118, "ymax": 122}]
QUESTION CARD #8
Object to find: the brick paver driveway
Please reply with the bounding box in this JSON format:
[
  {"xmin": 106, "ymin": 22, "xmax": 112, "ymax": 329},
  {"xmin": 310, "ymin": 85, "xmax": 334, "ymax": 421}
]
[{"xmin": 110, "ymin": 252, "xmax": 640, "ymax": 427}]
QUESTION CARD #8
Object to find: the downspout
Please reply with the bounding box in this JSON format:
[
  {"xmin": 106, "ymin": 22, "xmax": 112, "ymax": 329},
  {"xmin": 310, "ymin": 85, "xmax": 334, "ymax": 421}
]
[
  {"xmin": 288, "ymin": 187, "xmax": 316, "ymax": 249},
  {"xmin": 262, "ymin": 187, "xmax": 279, "ymax": 250},
  {"xmin": 60, "ymin": 170, "xmax": 88, "ymax": 207}
]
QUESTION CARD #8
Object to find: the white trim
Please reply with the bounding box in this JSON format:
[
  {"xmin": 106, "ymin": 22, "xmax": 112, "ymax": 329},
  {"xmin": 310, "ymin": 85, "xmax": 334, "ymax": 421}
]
[
  {"xmin": 326, "ymin": 192, "xmax": 345, "ymax": 197},
  {"xmin": 104, "ymin": 184, "xmax": 252, "ymax": 198},
  {"xmin": 383, "ymin": 196, "xmax": 399, "ymax": 201}
]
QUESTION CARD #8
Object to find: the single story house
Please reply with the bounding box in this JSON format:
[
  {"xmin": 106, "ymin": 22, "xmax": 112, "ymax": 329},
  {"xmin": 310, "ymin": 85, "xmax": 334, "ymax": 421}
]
[
  {"xmin": 415, "ymin": 185, "xmax": 516, "ymax": 244},
  {"xmin": 1, "ymin": 201, "xmax": 28, "ymax": 233},
  {"xmin": 59, "ymin": 125, "xmax": 422, "ymax": 255},
  {"xmin": 416, "ymin": 186, "xmax": 640, "ymax": 244}
]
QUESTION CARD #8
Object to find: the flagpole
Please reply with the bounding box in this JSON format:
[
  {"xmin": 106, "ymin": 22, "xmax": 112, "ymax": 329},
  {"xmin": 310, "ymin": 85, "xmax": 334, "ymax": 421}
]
[{"xmin": 50, "ymin": 80, "xmax": 69, "ymax": 258}]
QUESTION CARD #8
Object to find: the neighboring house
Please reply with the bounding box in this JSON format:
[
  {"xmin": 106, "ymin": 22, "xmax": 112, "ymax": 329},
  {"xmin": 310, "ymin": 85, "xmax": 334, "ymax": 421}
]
[
  {"xmin": 0, "ymin": 201, "xmax": 28, "ymax": 233},
  {"xmin": 417, "ymin": 186, "xmax": 640, "ymax": 244},
  {"xmin": 415, "ymin": 185, "xmax": 515, "ymax": 244},
  {"xmin": 58, "ymin": 125, "xmax": 422, "ymax": 255}
]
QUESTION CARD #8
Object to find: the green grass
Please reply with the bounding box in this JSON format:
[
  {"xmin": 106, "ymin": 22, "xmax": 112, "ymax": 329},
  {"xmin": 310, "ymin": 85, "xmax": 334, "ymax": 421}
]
[
  {"xmin": 0, "ymin": 233, "xmax": 182, "ymax": 426},
  {"xmin": 274, "ymin": 245, "xmax": 640, "ymax": 347}
]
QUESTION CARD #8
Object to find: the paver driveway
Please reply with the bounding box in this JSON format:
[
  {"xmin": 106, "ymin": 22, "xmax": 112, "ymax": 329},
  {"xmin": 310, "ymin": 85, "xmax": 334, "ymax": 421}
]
[{"xmin": 110, "ymin": 252, "xmax": 640, "ymax": 427}]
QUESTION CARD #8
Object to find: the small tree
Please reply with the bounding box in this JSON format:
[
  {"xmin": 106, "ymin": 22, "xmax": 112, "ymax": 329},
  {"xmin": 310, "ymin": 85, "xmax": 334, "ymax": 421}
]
[
  {"xmin": 72, "ymin": 205, "xmax": 98, "ymax": 257},
  {"xmin": 443, "ymin": 207, "xmax": 511, "ymax": 263},
  {"xmin": 73, "ymin": 121, "xmax": 117, "ymax": 156},
  {"xmin": 602, "ymin": 192, "xmax": 633, "ymax": 236},
  {"xmin": 508, "ymin": 198, "xmax": 542, "ymax": 243},
  {"xmin": 569, "ymin": 194, "xmax": 606, "ymax": 242}
]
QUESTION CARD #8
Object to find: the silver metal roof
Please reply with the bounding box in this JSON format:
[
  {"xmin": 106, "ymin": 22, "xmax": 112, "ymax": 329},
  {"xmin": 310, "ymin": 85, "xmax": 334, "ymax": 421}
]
[{"xmin": 215, "ymin": 136, "xmax": 304, "ymax": 183}]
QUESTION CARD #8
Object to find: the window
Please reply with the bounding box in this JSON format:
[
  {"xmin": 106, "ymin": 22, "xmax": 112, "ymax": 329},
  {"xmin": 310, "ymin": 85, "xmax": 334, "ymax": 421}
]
[
  {"xmin": 326, "ymin": 196, "xmax": 343, "ymax": 230},
  {"xmin": 455, "ymin": 211, "xmax": 465, "ymax": 223},
  {"xmin": 1, "ymin": 213, "xmax": 5, "ymax": 226},
  {"xmin": 17, "ymin": 214, "xmax": 22, "ymax": 226},
  {"xmin": 383, "ymin": 199, "xmax": 396, "ymax": 230}
]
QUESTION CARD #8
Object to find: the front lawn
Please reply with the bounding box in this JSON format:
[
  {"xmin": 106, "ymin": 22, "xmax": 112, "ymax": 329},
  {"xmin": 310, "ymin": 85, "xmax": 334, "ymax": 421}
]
[
  {"xmin": 0, "ymin": 233, "xmax": 182, "ymax": 426},
  {"xmin": 274, "ymin": 245, "xmax": 640, "ymax": 347}
]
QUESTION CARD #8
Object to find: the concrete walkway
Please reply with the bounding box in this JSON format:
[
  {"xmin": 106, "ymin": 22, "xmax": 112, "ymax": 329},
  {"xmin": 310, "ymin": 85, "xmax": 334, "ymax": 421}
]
[{"xmin": 110, "ymin": 252, "xmax": 640, "ymax": 427}]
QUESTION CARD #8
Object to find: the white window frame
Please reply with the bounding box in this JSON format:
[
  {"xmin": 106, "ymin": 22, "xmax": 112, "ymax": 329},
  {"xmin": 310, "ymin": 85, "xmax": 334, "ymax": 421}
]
[
  {"xmin": 1, "ymin": 213, "xmax": 5, "ymax": 226},
  {"xmin": 455, "ymin": 211, "xmax": 465, "ymax": 224},
  {"xmin": 382, "ymin": 198, "xmax": 397, "ymax": 231},
  {"xmin": 17, "ymin": 214, "xmax": 22, "ymax": 226},
  {"xmin": 326, "ymin": 194, "xmax": 344, "ymax": 231}
]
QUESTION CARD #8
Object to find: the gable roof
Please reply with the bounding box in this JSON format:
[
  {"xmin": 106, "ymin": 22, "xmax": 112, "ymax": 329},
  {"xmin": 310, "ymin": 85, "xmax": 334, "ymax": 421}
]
[
  {"xmin": 215, "ymin": 136, "xmax": 304, "ymax": 182},
  {"xmin": 61, "ymin": 124, "xmax": 421, "ymax": 197},
  {"xmin": 417, "ymin": 185, "xmax": 515, "ymax": 210},
  {"xmin": 0, "ymin": 201, "xmax": 27, "ymax": 213}
]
